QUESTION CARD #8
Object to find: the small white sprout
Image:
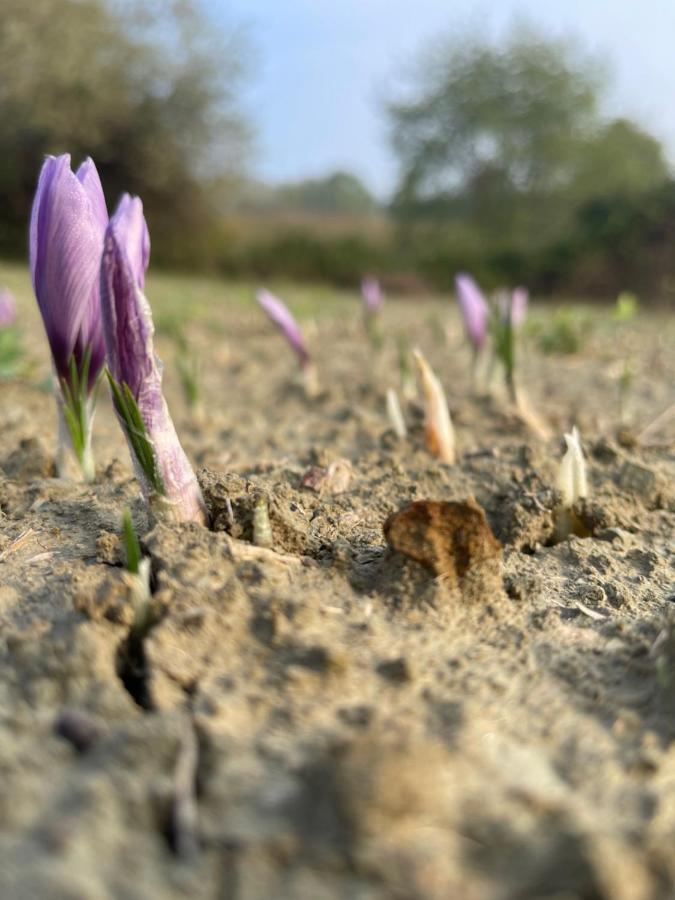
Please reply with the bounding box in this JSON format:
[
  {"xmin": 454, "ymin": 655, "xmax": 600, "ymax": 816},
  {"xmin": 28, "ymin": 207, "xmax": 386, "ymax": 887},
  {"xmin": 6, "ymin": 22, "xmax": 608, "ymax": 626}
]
[
  {"xmin": 127, "ymin": 558, "xmax": 152, "ymax": 608},
  {"xmin": 302, "ymin": 362, "xmax": 320, "ymax": 398},
  {"xmin": 412, "ymin": 349, "xmax": 456, "ymax": 465},
  {"xmin": 556, "ymin": 427, "xmax": 587, "ymax": 509},
  {"xmin": 252, "ymin": 494, "xmax": 273, "ymax": 548},
  {"xmin": 386, "ymin": 388, "xmax": 407, "ymax": 439},
  {"xmin": 121, "ymin": 509, "xmax": 152, "ymax": 630}
]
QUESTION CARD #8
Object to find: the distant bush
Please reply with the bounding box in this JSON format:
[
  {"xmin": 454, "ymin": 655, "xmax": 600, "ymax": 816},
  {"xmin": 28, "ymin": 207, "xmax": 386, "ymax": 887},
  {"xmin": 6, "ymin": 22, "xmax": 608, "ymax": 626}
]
[
  {"xmin": 529, "ymin": 307, "xmax": 591, "ymax": 355},
  {"xmin": 218, "ymin": 230, "xmax": 387, "ymax": 286}
]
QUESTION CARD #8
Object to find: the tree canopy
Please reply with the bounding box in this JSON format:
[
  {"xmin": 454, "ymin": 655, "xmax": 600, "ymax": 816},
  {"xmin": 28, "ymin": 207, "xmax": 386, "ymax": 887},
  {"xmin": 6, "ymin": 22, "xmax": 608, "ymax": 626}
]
[
  {"xmin": 386, "ymin": 27, "xmax": 670, "ymax": 250},
  {"xmin": 0, "ymin": 0, "xmax": 249, "ymax": 263}
]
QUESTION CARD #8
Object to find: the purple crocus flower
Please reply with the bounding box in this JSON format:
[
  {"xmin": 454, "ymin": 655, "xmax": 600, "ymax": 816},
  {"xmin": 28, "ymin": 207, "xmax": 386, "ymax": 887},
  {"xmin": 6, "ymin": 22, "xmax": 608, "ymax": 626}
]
[
  {"xmin": 256, "ymin": 288, "xmax": 310, "ymax": 369},
  {"xmin": 361, "ymin": 276, "xmax": 383, "ymax": 316},
  {"xmin": 101, "ymin": 194, "xmax": 206, "ymax": 525},
  {"xmin": 30, "ymin": 154, "xmax": 107, "ymax": 389},
  {"xmin": 510, "ymin": 287, "xmax": 529, "ymax": 327},
  {"xmin": 29, "ymin": 154, "xmax": 108, "ymax": 480},
  {"xmin": 496, "ymin": 287, "xmax": 528, "ymax": 328},
  {"xmin": 455, "ymin": 273, "xmax": 489, "ymax": 351},
  {"xmin": 0, "ymin": 288, "xmax": 16, "ymax": 328}
]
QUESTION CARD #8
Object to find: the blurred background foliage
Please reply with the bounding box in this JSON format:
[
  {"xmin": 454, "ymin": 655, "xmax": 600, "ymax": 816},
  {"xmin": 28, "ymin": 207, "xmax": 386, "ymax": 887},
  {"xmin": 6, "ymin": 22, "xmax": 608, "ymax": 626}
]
[
  {"xmin": 0, "ymin": 0, "xmax": 249, "ymax": 268},
  {"xmin": 1, "ymin": 2, "xmax": 674, "ymax": 302}
]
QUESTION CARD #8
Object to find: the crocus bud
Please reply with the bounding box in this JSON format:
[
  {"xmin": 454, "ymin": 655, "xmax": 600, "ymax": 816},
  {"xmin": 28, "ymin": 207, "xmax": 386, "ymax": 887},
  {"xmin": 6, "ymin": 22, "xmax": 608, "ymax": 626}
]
[
  {"xmin": 556, "ymin": 427, "xmax": 587, "ymax": 509},
  {"xmin": 29, "ymin": 154, "xmax": 108, "ymax": 481},
  {"xmin": 101, "ymin": 194, "xmax": 206, "ymax": 525},
  {"xmin": 361, "ymin": 276, "xmax": 383, "ymax": 316},
  {"xmin": 256, "ymin": 288, "xmax": 318, "ymax": 395},
  {"xmin": 511, "ymin": 287, "xmax": 528, "ymax": 327},
  {"xmin": 412, "ymin": 349, "xmax": 455, "ymax": 465},
  {"xmin": 0, "ymin": 288, "xmax": 16, "ymax": 328},
  {"xmin": 257, "ymin": 288, "xmax": 309, "ymax": 367},
  {"xmin": 455, "ymin": 273, "xmax": 489, "ymax": 351}
]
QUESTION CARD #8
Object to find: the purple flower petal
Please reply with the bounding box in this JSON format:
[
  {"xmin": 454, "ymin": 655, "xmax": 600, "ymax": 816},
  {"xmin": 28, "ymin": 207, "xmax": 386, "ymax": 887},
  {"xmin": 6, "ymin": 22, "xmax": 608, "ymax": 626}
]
[
  {"xmin": 110, "ymin": 194, "xmax": 151, "ymax": 289},
  {"xmin": 101, "ymin": 227, "xmax": 155, "ymax": 402},
  {"xmin": 0, "ymin": 288, "xmax": 16, "ymax": 328},
  {"xmin": 256, "ymin": 288, "xmax": 309, "ymax": 368},
  {"xmin": 455, "ymin": 273, "xmax": 489, "ymax": 350},
  {"xmin": 76, "ymin": 158, "xmax": 109, "ymax": 234},
  {"xmin": 361, "ymin": 276, "xmax": 383, "ymax": 315},
  {"xmin": 511, "ymin": 287, "xmax": 529, "ymax": 327},
  {"xmin": 29, "ymin": 154, "xmax": 107, "ymax": 386},
  {"xmin": 101, "ymin": 222, "xmax": 205, "ymax": 523}
]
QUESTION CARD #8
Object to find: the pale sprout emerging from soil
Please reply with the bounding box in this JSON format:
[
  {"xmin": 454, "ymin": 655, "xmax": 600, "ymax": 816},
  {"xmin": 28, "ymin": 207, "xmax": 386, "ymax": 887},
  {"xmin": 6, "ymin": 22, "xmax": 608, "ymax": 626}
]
[
  {"xmin": 556, "ymin": 427, "xmax": 587, "ymax": 508},
  {"xmin": 412, "ymin": 348, "xmax": 455, "ymax": 465},
  {"xmin": 386, "ymin": 388, "xmax": 407, "ymax": 439},
  {"xmin": 555, "ymin": 427, "xmax": 588, "ymax": 539},
  {"xmin": 252, "ymin": 494, "xmax": 273, "ymax": 548},
  {"xmin": 121, "ymin": 509, "xmax": 151, "ymax": 620}
]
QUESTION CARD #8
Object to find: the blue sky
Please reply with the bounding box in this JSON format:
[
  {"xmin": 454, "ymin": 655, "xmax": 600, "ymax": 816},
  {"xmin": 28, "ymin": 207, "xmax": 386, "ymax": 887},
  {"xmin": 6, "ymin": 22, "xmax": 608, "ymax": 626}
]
[{"xmin": 213, "ymin": 0, "xmax": 675, "ymax": 198}]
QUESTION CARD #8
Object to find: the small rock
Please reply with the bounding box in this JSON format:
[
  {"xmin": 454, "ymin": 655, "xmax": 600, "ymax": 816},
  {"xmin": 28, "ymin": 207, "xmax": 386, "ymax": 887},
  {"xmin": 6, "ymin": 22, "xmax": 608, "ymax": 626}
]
[
  {"xmin": 301, "ymin": 458, "xmax": 353, "ymax": 495},
  {"xmin": 576, "ymin": 581, "xmax": 606, "ymax": 605},
  {"xmin": 591, "ymin": 438, "xmax": 619, "ymax": 463},
  {"xmin": 96, "ymin": 531, "xmax": 123, "ymax": 566},
  {"xmin": 54, "ymin": 709, "xmax": 102, "ymax": 753},
  {"xmin": 287, "ymin": 644, "xmax": 337, "ymax": 674},
  {"xmin": 376, "ymin": 657, "xmax": 411, "ymax": 684},
  {"xmin": 596, "ymin": 527, "xmax": 630, "ymax": 544},
  {"xmin": 618, "ymin": 461, "xmax": 657, "ymax": 501},
  {"xmin": 338, "ymin": 705, "xmax": 374, "ymax": 728}
]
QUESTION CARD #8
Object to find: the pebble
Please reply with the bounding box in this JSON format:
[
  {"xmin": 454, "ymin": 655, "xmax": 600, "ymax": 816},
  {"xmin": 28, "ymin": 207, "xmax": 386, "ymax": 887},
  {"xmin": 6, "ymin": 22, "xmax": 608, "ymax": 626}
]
[
  {"xmin": 618, "ymin": 461, "xmax": 657, "ymax": 500},
  {"xmin": 54, "ymin": 709, "xmax": 102, "ymax": 753},
  {"xmin": 376, "ymin": 657, "xmax": 412, "ymax": 684}
]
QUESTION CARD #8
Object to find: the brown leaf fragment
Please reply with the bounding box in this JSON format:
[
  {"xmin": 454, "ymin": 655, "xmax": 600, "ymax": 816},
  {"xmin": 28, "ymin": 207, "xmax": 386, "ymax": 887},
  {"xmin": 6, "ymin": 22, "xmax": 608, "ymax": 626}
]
[{"xmin": 383, "ymin": 498, "xmax": 501, "ymax": 584}]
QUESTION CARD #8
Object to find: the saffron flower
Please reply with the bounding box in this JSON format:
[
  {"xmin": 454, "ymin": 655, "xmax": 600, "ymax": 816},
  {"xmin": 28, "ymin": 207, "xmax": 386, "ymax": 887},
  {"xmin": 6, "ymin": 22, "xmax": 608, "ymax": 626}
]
[
  {"xmin": 361, "ymin": 276, "xmax": 383, "ymax": 316},
  {"xmin": 413, "ymin": 349, "xmax": 455, "ymax": 465},
  {"xmin": 455, "ymin": 273, "xmax": 489, "ymax": 351},
  {"xmin": 256, "ymin": 288, "xmax": 318, "ymax": 395},
  {"xmin": 30, "ymin": 154, "xmax": 108, "ymax": 480},
  {"xmin": 497, "ymin": 287, "xmax": 528, "ymax": 329},
  {"xmin": 101, "ymin": 194, "xmax": 206, "ymax": 525},
  {"xmin": 492, "ymin": 286, "xmax": 531, "ymax": 406},
  {"xmin": 0, "ymin": 288, "xmax": 16, "ymax": 328},
  {"xmin": 510, "ymin": 287, "xmax": 528, "ymax": 327},
  {"xmin": 492, "ymin": 290, "xmax": 518, "ymax": 404},
  {"xmin": 361, "ymin": 276, "xmax": 384, "ymax": 349},
  {"xmin": 0, "ymin": 288, "xmax": 22, "ymax": 380}
]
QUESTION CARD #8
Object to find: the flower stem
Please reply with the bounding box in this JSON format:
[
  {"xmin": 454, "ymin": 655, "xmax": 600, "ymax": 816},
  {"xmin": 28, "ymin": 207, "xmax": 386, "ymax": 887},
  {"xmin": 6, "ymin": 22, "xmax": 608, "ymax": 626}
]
[
  {"xmin": 57, "ymin": 388, "xmax": 96, "ymax": 482},
  {"xmin": 80, "ymin": 437, "xmax": 95, "ymax": 483}
]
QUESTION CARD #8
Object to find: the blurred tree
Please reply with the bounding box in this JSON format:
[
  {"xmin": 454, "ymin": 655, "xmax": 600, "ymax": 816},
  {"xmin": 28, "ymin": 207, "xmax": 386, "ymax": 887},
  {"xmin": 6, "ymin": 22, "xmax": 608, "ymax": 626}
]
[
  {"xmin": 570, "ymin": 118, "xmax": 669, "ymax": 200},
  {"xmin": 387, "ymin": 29, "xmax": 601, "ymax": 228},
  {"xmin": 385, "ymin": 25, "xmax": 673, "ymax": 295},
  {"xmin": 275, "ymin": 172, "xmax": 379, "ymax": 215},
  {"xmin": 0, "ymin": 0, "xmax": 249, "ymax": 264},
  {"xmin": 386, "ymin": 28, "xmax": 668, "ymax": 240},
  {"xmin": 234, "ymin": 171, "xmax": 379, "ymax": 216}
]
